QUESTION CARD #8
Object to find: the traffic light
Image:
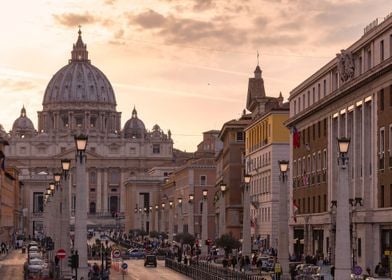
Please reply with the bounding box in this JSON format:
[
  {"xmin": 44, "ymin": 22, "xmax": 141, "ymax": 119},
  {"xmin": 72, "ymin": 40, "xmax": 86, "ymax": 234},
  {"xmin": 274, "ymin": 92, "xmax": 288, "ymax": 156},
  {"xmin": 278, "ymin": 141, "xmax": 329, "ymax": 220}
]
[
  {"xmin": 73, "ymin": 253, "xmax": 79, "ymax": 269},
  {"xmin": 67, "ymin": 253, "xmax": 79, "ymax": 269},
  {"xmin": 68, "ymin": 255, "xmax": 73, "ymax": 268},
  {"xmin": 105, "ymin": 253, "xmax": 111, "ymax": 269}
]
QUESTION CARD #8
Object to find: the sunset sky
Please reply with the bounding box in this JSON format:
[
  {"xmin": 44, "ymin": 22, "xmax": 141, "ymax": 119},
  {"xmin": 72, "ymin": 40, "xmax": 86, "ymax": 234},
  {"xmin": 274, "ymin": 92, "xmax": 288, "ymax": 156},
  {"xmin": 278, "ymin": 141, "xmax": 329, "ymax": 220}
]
[{"xmin": 0, "ymin": 0, "xmax": 390, "ymax": 151}]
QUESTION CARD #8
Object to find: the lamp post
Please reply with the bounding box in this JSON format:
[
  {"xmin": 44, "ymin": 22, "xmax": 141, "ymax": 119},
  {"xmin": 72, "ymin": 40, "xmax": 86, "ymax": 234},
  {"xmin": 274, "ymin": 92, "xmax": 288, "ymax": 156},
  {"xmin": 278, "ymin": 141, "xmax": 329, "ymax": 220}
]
[
  {"xmin": 188, "ymin": 194, "xmax": 194, "ymax": 236},
  {"xmin": 59, "ymin": 160, "xmax": 71, "ymax": 278},
  {"xmin": 155, "ymin": 204, "xmax": 159, "ymax": 232},
  {"xmin": 161, "ymin": 203, "xmax": 165, "ymax": 235},
  {"xmin": 74, "ymin": 134, "xmax": 89, "ymax": 279},
  {"xmin": 53, "ymin": 173, "xmax": 62, "ymax": 253},
  {"xmin": 177, "ymin": 198, "xmax": 183, "ymax": 234},
  {"xmin": 335, "ymin": 137, "xmax": 351, "ymax": 279},
  {"xmin": 242, "ymin": 174, "xmax": 252, "ymax": 257},
  {"xmin": 169, "ymin": 201, "xmax": 174, "ymax": 242},
  {"xmin": 201, "ymin": 189, "xmax": 208, "ymax": 255},
  {"xmin": 219, "ymin": 183, "xmax": 227, "ymax": 237},
  {"xmin": 278, "ymin": 160, "xmax": 290, "ymax": 279}
]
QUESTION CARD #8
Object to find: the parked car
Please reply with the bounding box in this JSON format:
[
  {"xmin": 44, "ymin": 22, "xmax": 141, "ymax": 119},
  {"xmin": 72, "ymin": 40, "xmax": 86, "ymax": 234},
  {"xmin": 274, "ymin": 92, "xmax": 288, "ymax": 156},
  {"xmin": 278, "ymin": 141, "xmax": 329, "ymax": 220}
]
[
  {"xmin": 128, "ymin": 248, "xmax": 145, "ymax": 259},
  {"xmin": 144, "ymin": 255, "xmax": 157, "ymax": 267}
]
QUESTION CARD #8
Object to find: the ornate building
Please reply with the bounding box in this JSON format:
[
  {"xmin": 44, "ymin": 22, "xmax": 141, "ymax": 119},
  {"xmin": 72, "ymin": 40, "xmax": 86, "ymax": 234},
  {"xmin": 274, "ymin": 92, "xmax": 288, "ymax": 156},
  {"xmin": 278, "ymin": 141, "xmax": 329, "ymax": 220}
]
[{"xmin": 2, "ymin": 29, "xmax": 182, "ymax": 237}]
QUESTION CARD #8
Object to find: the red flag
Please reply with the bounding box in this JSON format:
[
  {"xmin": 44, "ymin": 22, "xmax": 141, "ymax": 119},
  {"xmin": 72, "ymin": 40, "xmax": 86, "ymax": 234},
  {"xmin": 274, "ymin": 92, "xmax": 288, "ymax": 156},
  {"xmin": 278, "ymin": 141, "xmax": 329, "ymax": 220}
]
[{"xmin": 292, "ymin": 127, "xmax": 300, "ymax": 148}]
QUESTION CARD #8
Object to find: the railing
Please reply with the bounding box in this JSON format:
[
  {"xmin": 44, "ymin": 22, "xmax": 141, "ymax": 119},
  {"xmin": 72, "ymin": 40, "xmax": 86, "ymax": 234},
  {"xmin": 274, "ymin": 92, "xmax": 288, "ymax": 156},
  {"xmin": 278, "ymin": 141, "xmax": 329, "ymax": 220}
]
[{"xmin": 165, "ymin": 258, "xmax": 271, "ymax": 280}]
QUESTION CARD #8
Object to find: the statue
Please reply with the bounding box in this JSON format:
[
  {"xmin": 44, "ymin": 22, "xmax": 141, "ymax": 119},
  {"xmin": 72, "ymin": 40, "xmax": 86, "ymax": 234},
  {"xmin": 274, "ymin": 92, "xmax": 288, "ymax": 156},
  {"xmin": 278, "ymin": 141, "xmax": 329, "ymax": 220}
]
[{"xmin": 336, "ymin": 49, "xmax": 355, "ymax": 83}]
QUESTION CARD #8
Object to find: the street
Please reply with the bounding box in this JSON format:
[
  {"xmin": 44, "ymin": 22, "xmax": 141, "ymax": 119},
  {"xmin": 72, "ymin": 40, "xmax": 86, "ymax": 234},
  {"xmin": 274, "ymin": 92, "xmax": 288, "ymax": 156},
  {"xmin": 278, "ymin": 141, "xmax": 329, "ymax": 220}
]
[
  {"xmin": 0, "ymin": 249, "xmax": 26, "ymax": 280},
  {"xmin": 0, "ymin": 248, "xmax": 190, "ymax": 280},
  {"xmin": 102, "ymin": 259, "xmax": 190, "ymax": 280}
]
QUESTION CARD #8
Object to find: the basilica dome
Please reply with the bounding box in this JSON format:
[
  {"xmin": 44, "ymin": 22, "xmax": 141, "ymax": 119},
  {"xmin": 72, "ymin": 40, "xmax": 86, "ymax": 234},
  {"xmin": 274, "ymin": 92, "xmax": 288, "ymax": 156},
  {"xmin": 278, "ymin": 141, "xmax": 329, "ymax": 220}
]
[
  {"xmin": 12, "ymin": 106, "xmax": 35, "ymax": 136},
  {"xmin": 42, "ymin": 29, "xmax": 116, "ymax": 109},
  {"xmin": 124, "ymin": 108, "xmax": 146, "ymax": 139}
]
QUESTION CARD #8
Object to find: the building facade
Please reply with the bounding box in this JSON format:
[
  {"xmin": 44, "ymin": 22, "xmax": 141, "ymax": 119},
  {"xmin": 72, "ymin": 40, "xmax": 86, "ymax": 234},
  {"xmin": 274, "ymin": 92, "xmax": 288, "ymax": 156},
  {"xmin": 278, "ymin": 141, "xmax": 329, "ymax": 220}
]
[
  {"xmin": 2, "ymin": 29, "xmax": 178, "ymax": 237},
  {"xmin": 286, "ymin": 14, "xmax": 392, "ymax": 271}
]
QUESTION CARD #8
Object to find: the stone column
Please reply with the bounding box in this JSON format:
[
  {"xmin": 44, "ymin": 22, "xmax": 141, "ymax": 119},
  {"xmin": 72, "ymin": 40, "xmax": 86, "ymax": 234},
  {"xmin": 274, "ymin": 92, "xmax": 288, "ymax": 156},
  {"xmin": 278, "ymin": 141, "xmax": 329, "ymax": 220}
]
[
  {"xmin": 168, "ymin": 206, "xmax": 173, "ymax": 242},
  {"xmin": 154, "ymin": 208, "xmax": 159, "ymax": 232},
  {"xmin": 74, "ymin": 155, "xmax": 88, "ymax": 280},
  {"xmin": 201, "ymin": 198, "xmax": 208, "ymax": 255},
  {"xmin": 242, "ymin": 185, "xmax": 251, "ymax": 257},
  {"xmin": 219, "ymin": 194, "xmax": 226, "ymax": 237},
  {"xmin": 278, "ymin": 178, "xmax": 290, "ymax": 279},
  {"xmin": 335, "ymin": 157, "xmax": 351, "ymax": 279},
  {"xmin": 103, "ymin": 170, "xmax": 108, "ymax": 213},
  {"xmin": 178, "ymin": 204, "xmax": 183, "ymax": 233},
  {"xmin": 60, "ymin": 175, "xmax": 71, "ymax": 277},
  {"xmin": 188, "ymin": 202, "xmax": 194, "ymax": 236}
]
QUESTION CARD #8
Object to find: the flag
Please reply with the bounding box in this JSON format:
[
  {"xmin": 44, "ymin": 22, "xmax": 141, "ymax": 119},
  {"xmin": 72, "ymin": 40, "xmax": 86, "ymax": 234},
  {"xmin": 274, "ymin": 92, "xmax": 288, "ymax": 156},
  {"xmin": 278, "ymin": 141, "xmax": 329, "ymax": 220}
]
[
  {"xmin": 293, "ymin": 201, "xmax": 299, "ymax": 223},
  {"xmin": 292, "ymin": 126, "xmax": 300, "ymax": 148}
]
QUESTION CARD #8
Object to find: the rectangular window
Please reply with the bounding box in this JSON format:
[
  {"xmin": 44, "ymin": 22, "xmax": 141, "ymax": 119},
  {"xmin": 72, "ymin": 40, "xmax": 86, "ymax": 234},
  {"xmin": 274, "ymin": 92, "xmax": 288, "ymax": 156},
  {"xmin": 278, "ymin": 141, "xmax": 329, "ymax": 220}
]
[
  {"xmin": 303, "ymin": 94, "xmax": 305, "ymax": 109},
  {"xmin": 390, "ymin": 85, "xmax": 392, "ymax": 106},
  {"xmin": 367, "ymin": 49, "xmax": 371, "ymax": 70},
  {"xmin": 200, "ymin": 175, "xmax": 206, "ymax": 186},
  {"xmin": 153, "ymin": 144, "xmax": 160, "ymax": 154},
  {"xmin": 33, "ymin": 192, "xmax": 43, "ymax": 213},
  {"xmin": 109, "ymin": 169, "xmax": 120, "ymax": 185},
  {"xmin": 359, "ymin": 56, "xmax": 363, "ymax": 75},
  {"xmin": 380, "ymin": 89, "xmax": 384, "ymax": 111},
  {"xmin": 236, "ymin": 131, "xmax": 244, "ymax": 141},
  {"xmin": 312, "ymin": 153, "xmax": 316, "ymax": 173},
  {"xmin": 308, "ymin": 90, "xmax": 310, "ymax": 106},
  {"xmin": 324, "ymin": 119, "xmax": 327, "ymax": 136},
  {"xmin": 312, "ymin": 87, "xmax": 315, "ymax": 103},
  {"xmin": 294, "ymin": 100, "xmax": 297, "ymax": 115},
  {"xmin": 312, "ymin": 124, "xmax": 315, "ymax": 141},
  {"xmin": 323, "ymin": 149, "xmax": 327, "ymax": 170},
  {"xmin": 318, "ymin": 84, "xmax": 321, "ymax": 100},
  {"xmin": 318, "ymin": 121, "xmax": 321, "ymax": 138},
  {"xmin": 380, "ymin": 40, "xmax": 384, "ymax": 61},
  {"xmin": 130, "ymin": 147, "xmax": 136, "ymax": 154},
  {"xmin": 380, "ymin": 185, "xmax": 385, "ymax": 208},
  {"xmin": 323, "ymin": 80, "xmax": 326, "ymax": 96},
  {"xmin": 380, "ymin": 127, "xmax": 385, "ymax": 153},
  {"xmin": 317, "ymin": 152, "xmax": 321, "ymax": 171},
  {"xmin": 312, "ymin": 196, "xmax": 315, "ymax": 213},
  {"xmin": 298, "ymin": 97, "xmax": 301, "ymax": 112}
]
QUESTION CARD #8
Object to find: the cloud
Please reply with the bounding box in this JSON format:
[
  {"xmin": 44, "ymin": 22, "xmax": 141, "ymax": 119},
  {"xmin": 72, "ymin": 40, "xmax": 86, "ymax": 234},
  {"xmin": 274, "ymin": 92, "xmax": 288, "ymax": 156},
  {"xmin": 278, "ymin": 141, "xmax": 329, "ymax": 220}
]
[
  {"xmin": 104, "ymin": 0, "xmax": 116, "ymax": 4},
  {"xmin": 129, "ymin": 9, "xmax": 167, "ymax": 29},
  {"xmin": 127, "ymin": 10, "xmax": 248, "ymax": 46},
  {"xmin": 252, "ymin": 34, "xmax": 305, "ymax": 47},
  {"xmin": 0, "ymin": 79, "xmax": 37, "ymax": 92},
  {"xmin": 192, "ymin": 0, "xmax": 216, "ymax": 11},
  {"xmin": 53, "ymin": 12, "xmax": 99, "ymax": 27}
]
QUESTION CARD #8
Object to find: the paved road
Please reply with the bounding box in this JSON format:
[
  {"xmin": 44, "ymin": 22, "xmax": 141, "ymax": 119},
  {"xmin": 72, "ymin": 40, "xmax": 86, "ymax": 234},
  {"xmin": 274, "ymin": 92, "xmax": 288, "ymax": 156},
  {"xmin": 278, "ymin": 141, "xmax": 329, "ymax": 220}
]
[
  {"xmin": 108, "ymin": 259, "xmax": 191, "ymax": 280},
  {"xmin": 0, "ymin": 249, "xmax": 26, "ymax": 280}
]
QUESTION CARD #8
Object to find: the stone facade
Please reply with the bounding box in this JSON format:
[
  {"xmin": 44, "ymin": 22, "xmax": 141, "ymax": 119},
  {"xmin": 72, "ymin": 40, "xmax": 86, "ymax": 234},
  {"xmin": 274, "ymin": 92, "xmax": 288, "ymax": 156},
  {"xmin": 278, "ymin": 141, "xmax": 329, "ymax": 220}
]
[{"xmin": 286, "ymin": 14, "xmax": 392, "ymax": 271}]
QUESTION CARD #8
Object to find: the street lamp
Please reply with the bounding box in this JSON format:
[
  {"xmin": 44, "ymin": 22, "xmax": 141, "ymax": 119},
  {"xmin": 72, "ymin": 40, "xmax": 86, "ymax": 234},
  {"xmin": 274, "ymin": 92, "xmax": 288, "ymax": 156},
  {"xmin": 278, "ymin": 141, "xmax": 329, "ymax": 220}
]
[
  {"xmin": 74, "ymin": 134, "xmax": 89, "ymax": 279},
  {"xmin": 61, "ymin": 159, "xmax": 71, "ymax": 177},
  {"xmin": 188, "ymin": 194, "xmax": 194, "ymax": 235},
  {"xmin": 220, "ymin": 183, "xmax": 227, "ymax": 237},
  {"xmin": 335, "ymin": 137, "xmax": 351, "ymax": 279},
  {"xmin": 242, "ymin": 174, "xmax": 252, "ymax": 257},
  {"xmin": 49, "ymin": 182, "xmax": 55, "ymax": 194},
  {"xmin": 201, "ymin": 189, "xmax": 208, "ymax": 255},
  {"xmin": 278, "ymin": 160, "xmax": 290, "ymax": 279}
]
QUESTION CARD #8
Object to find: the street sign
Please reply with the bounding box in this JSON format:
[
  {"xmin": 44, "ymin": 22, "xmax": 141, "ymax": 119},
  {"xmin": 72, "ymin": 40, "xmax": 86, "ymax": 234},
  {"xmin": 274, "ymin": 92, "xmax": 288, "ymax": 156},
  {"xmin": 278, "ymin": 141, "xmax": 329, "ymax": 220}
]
[
  {"xmin": 121, "ymin": 262, "xmax": 128, "ymax": 270},
  {"xmin": 112, "ymin": 249, "xmax": 121, "ymax": 258},
  {"xmin": 353, "ymin": 265, "xmax": 362, "ymax": 276},
  {"xmin": 56, "ymin": 248, "xmax": 66, "ymax": 259}
]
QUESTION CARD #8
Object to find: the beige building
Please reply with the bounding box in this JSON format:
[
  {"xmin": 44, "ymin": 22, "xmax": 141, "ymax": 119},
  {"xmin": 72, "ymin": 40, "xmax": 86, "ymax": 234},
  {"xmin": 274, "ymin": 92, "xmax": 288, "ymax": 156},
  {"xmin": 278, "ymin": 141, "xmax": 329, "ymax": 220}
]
[{"xmin": 286, "ymin": 14, "xmax": 392, "ymax": 270}]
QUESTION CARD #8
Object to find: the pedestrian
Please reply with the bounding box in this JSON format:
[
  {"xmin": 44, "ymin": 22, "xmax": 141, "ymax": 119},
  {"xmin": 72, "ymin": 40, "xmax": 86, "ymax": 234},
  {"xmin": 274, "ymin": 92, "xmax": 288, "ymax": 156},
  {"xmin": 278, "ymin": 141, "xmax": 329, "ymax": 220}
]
[
  {"xmin": 375, "ymin": 262, "xmax": 381, "ymax": 276},
  {"xmin": 330, "ymin": 265, "xmax": 335, "ymax": 279},
  {"xmin": 245, "ymin": 255, "xmax": 251, "ymax": 271},
  {"xmin": 231, "ymin": 255, "xmax": 237, "ymax": 270},
  {"xmin": 274, "ymin": 260, "xmax": 282, "ymax": 280}
]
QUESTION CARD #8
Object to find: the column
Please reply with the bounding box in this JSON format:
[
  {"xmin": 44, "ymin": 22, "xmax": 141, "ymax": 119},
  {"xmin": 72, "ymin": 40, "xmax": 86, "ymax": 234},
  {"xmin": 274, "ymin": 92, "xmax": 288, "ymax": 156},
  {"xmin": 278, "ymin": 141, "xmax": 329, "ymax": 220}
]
[
  {"xmin": 168, "ymin": 205, "xmax": 173, "ymax": 242},
  {"xmin": 242, "ymin": 186, "xmax": 251, "ymax": 257},
  {"xmin": 120, "ymin": 170, "xmax": 125, "ymax": 213},
  {"xmin": 178, "ymin": 204, "xmax": 183, "ymax": 233},
  {"xmin": 74, "ymin": 155, "xmax": 88, "ymax": 279},
  {"xmin": 201, "ymin": 199, "xmax": 208, "ymax": 255},
  {"xmin": 60, "ymin": 175, "xmax": 71, "ymax": 277},
  {"xmin": 160, "ymin": 207, "xmax": 165, "ymax": 234},
  {"xmin": 103, "ymin": 170, "xmax": 108, "ymax": 213},
  {"xmin": 188, "ymin": 202, "xmax": 194, "ymax": 236},
  {"xmin": 154, "ymin": 207, "xmax": 159, "ymax": 232},
  {"xmin": 278, "ymin": 177, "xmax": 290, "ymax": 279},
  {"xmin": 96, "ymin": 170, "xmax": 102, "ymax": 212},
  {"xmin": 335, "ymin": 156, "xmax": 351, "ymax": 279}
]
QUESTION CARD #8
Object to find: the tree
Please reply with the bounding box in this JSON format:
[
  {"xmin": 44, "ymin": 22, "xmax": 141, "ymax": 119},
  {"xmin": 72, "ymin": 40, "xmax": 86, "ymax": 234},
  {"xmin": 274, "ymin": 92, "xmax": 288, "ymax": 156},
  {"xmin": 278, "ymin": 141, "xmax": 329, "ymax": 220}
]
[
  {"xmin": 174, "ymin": 232, "xmax": 195, "ymax": 246},
  {"xmin": 149, "ymin": 231, "xmax": 160, "ymax": 239},
  {"xmin": 215, "ymin": 234, "xmax": 241, "ymax": 257}
]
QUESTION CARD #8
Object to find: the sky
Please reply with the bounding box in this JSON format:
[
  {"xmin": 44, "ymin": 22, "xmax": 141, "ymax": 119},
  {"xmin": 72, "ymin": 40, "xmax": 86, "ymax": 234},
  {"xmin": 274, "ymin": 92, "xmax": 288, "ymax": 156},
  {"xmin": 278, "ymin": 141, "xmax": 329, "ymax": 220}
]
[{"xmin": 0, "ymin": 0, "xmax": 391, "ymax": 152}]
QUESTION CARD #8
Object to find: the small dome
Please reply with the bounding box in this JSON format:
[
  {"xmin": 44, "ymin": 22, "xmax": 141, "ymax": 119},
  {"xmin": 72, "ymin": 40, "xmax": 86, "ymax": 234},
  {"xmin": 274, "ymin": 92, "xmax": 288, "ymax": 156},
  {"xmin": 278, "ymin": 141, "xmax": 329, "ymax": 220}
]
[
  {"xmin": 12, "ymin": 106, "xmax": 35, "ymax": 135},
  {"xmin": 123, "ymin": 107, "xmax": 146, "ymax": 139}
]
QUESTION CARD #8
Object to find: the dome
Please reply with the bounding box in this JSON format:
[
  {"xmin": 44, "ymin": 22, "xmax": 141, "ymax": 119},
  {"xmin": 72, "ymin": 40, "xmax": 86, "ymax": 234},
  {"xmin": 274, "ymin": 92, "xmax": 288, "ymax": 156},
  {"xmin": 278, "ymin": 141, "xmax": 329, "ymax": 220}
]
[
  {"xmin": 12, "ymin": 106, "xmax": 35, "ymax": 134},
  {"xmin": 124, "ymin": 107, "xmax": 146, "ymax": 139},
  {"xmin": 42, "ymin": 29, "xmax": 116, "ymax": 109}
]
